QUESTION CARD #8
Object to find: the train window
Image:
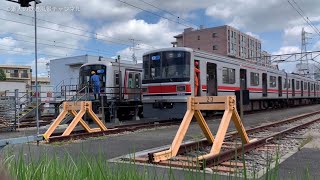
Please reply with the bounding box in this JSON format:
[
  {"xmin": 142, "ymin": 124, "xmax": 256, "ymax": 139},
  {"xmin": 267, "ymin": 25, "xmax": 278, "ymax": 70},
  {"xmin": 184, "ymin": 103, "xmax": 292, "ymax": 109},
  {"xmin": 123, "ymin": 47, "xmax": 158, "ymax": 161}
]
[
  {"xmin": 296, "ymin": 80, "xmax": 300, "ymax": 89},
  {"xmin": 213, "ymin": 45, "xmax": 218, "ymax": 50},
  {"xmin": 114, "ymin": 71, "xmax": 120, "ymax": 86},
  {"xmin": 79, "ymin": 64, "xmax": 106, "ymax": 90},
  {"xmin": 150, "ymin": 56, "xmax": 161, "ymax": 78},
  {"xmin": 128, "ymin": 73, "xmax": 134, "ymax": 88},
  {"xmin": 222, "ymin": 67, "xmax": 235, "ymax": 84},
  {"xmin": 288, "ymin": 79, "xmax": 290, "ymax": 88},
  {"xmin": 317, "ymin": 85, "xmax": 320, "ymax": 91},
  {"xmin": 143, "ymin": 51, "xmax": 191, "ymax": 83},
  {"xmin": 311, "ymin": 84, "xmax": 314, "ymax": 91},
  {"xmin": 284, "ymin": 79, "xmax": 290, "ymax": 88},
  {"xmin": 304, "ymin": 82, "xmax": 308, "ymax": 90},
  {"xmin": 143, "ymin": 55, "xmax": 150, "ymax": 80},
  {"xmin": 250, "ymin": 72, "xmax": 259, "ymax": 86},
  {"xmin": 162, "ymin": 51, "xmax": 190, "ymax": 79},
  {"xmin": 135, "ymin": 74, "xmax": 140, "ymax": 88},
  {"xmin": 269, "ymin": 76, "xmax": 276, "ymax": 88}
]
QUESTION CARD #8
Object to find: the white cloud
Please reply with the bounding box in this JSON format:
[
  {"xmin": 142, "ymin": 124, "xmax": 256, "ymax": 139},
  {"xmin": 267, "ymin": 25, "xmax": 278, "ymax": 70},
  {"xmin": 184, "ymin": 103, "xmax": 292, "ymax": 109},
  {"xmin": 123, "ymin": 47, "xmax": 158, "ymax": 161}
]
[
  {"xmin": 245, "ymin": 32, "xmax": 260, "ymax": 40},
  {"xmin": 272, "ymin": 46, "xmax": 301, "ymax": 73},
  {"xmin": 206, "ymin": 6, "xmax": 232, "ymax": 19},
  {"xmin": 0, "ymin": 1, "xmax": 91, "ymax": 59},
  {"xmin": 205, "ymin": 0, "xmax": 320, "ymax": 32},
  {"xmin": 41, "ymin": 0, "xmax": 139, "ymax": 21},
  {"xmin": 28, "ymin": 57, "xmax": 51, "ymax": 77},
  {"xmin": 313, "ymin": 41, "xmax": 320, "ymax": 50},
  {"xmin": 115, "ymin": 43, "xmax": 152, "ymax": 62},
  {"xmin": 273, "ymin": 46, "xmax": 300, "ymax": 55},
  {"xmin": 0, "ymin": 37, "xmax": 16, "ymax": 46},
  {"xmin": 97, "ymin": 18, "xmax": 180, "ymax": 50}
]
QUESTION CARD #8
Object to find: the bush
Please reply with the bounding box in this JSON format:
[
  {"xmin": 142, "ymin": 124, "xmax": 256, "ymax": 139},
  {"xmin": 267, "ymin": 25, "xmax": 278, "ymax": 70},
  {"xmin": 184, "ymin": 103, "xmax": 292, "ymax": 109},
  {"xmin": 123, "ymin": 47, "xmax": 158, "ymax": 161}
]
[{"xmin": 0, "ymin": 69, "xmax": 6, "ymax": 81}]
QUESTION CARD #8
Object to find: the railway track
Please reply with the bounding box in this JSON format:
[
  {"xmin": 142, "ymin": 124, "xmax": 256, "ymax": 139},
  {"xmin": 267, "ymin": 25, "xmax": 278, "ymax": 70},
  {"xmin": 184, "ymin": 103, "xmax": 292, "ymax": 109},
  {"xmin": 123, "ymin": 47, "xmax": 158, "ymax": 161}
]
[
  {"xmin": 121, "ymin": 110, "xmax": 320, "ymax": 175},
  {"xmin": 47, "ymin": 109, "xmax": 320, "ymax": 143},
  {"xmin": 47, "ymin": 119, "xmax": 182, "ymax": 143}
]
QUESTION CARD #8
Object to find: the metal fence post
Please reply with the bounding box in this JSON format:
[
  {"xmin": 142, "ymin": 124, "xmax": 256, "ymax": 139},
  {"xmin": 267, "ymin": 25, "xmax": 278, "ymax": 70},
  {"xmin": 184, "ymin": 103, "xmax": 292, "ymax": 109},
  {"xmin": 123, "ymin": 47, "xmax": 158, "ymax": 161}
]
[
  {"xmin": 101, "ymin": 93, "xmax": 105, "ymax": 125},
  {"xmin": 240, "ymin": 79, "xmax": 244, "ymax": 120},
  {"xmin": 64, "ymin": 85, "xmax": 67, "ymax": 101},
  {"xmin": 14, "ymin": 89, "xmax": 19, "ymax": 130}
]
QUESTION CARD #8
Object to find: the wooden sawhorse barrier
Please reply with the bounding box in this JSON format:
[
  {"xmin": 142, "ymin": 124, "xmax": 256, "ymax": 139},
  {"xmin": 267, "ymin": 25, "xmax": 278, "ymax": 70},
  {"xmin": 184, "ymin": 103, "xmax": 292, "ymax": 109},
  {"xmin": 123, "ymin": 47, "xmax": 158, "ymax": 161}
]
[
  {"xmin": 151, "ymin": 96, "xmax": 251, "ymax": 162},
  {"xmin": 43, "ymin": 101, "xmax": 107, "ymax": 141}
]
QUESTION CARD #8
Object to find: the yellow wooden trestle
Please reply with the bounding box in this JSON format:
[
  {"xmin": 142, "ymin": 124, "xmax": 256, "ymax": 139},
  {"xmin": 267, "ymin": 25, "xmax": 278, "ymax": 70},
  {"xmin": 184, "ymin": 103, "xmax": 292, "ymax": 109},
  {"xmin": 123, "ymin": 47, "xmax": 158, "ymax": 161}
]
[
  {"xmin": 152, "ymin": 96, "xmax": 252, "ymax": 162},
  {"xmin": 43, "ymin": 101, "xmax": 107, "ymax": 141}
]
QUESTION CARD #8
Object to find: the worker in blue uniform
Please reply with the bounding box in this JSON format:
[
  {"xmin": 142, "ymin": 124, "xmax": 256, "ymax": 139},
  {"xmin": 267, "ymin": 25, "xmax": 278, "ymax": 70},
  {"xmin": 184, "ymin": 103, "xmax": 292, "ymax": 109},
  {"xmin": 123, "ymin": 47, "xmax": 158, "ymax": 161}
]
[{"xmin": 90, "ymin": 71, "xmax": 101, "ymax": 100}]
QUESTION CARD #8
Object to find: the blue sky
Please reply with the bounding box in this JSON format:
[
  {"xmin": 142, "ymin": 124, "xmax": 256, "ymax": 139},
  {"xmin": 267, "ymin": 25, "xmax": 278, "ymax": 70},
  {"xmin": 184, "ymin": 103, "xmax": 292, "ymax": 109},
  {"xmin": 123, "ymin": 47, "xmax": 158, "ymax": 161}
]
[{"xmin": 0, "ymin": 0, "xmax": 319, "ymax": 76}]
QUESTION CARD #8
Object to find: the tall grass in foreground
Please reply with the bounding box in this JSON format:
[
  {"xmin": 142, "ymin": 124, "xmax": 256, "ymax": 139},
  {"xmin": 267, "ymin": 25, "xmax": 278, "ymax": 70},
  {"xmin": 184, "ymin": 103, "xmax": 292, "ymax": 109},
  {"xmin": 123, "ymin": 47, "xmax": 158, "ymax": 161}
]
[
  {"xmin": 1, "ymin": 147, "xmax": 315, "ymax": 180},
  {"xmin": 2, "ymin": 150, "xmax": 150, "ymax": 180}
]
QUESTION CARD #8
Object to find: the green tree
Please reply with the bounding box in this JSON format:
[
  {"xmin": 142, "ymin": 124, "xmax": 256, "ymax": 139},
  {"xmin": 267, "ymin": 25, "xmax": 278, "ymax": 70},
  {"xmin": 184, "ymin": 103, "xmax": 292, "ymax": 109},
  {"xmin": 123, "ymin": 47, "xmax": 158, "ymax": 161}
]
[{"xmin": 0, "ymin": 69, "xmax": 6, "ymax": 81}]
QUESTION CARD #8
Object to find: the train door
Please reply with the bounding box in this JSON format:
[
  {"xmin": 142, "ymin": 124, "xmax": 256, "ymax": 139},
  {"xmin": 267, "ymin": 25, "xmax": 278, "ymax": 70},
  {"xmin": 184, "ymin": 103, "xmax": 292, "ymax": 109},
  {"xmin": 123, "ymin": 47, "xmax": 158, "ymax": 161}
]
[
  {"xmin": 301, "ymin": 81, "xmax": 304, "ymax": 96},
  {"xmin": 278, "ymin": 76, "xmax": 282, "ymax": 97},
  {"xmin": 308, "ymin": 82, "xmax": 311, "ymax": 96},
  {"xmin": 206, "ymin": 62, "xmax": 217, "ymax": 96},
  {"xmin": 262, "ymin": 73, "xmax": 267, "ymax": 97},
  {"xmin": 240, "ymin": 69, "xmax": 247, "ymax": 90},
  {"xmin": 292, "ymin": 79, "xmax": 295, "ymax": 97},
  {"xmin": 125, "ymin": 70, "xmax": 142, "ymax": 100}
]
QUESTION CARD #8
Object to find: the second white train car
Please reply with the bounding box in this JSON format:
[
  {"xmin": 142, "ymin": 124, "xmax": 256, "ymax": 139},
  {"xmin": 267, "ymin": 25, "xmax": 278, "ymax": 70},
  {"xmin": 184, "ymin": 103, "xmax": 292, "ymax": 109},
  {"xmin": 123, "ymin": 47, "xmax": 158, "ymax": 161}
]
[{"xmin": 142, "ymin": 47, "xmax": 320, "ymax": 119}]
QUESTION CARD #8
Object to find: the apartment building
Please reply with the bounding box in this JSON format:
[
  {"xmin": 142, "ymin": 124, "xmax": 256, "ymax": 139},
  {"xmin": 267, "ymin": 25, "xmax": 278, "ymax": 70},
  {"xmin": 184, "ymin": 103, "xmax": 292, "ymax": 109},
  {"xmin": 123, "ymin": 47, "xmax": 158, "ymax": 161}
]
[
  {"xmin": 172, "ymin": 25, "xmax": 262, "ymax": 61},
  {"xmin": 261, "ymin": 51, "xmax": 272, "ymax": 67},
  {"xmin": 0, "ymin": 65, "xmax": 31, "ymax": 85},
  {"xmin": 31, "ymin": 77, "xmax": 50, "ymax": 86}
]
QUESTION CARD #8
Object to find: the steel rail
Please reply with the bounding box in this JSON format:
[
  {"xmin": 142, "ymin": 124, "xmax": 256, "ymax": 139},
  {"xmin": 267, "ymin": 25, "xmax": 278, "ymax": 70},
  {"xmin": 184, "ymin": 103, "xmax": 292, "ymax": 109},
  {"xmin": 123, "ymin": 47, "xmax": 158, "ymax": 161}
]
[
  {"xmin": 47, "ymin": 110, "xmax": 320, "ymax": 143},
  {"xmin": 47, "ymin": 120, "xmax": 181, "ymax": 143},
  {"xmin": 147, "ymin": 110, "xmax": 320, "ymax": 159},
  {"xmin": 201, "ymin": 117, "xmax": 320, "ymax": 169}
]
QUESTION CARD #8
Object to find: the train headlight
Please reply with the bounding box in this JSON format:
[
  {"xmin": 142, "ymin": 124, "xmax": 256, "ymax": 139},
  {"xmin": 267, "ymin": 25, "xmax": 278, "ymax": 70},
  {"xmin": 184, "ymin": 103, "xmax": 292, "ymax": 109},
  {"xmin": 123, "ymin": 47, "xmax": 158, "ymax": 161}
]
[{"xmin": 176, "ymin": 85, "xmax": 186, "ymax": 92}]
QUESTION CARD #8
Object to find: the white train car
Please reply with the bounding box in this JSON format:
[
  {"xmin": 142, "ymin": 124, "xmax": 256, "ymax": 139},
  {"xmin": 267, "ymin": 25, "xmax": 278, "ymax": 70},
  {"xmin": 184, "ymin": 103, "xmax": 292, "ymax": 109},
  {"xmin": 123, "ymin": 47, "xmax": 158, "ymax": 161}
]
[
  {"xmin": 142, "ymin": 47, "xmax": 320, "ymax": 119},
  {"xmin": 79, "ymin": 59, "xmax": 143, "ymax": 120}
]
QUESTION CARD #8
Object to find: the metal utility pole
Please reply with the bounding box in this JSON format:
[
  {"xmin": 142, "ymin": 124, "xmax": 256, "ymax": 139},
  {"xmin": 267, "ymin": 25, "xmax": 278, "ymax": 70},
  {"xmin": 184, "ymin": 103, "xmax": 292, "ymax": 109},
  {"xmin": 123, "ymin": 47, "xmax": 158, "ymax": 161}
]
[
  {"xmin": 299, "ymin": 28, "xmax": 312, "ymax": 77},
  {"xmin": 34, "ymin": 0, "xmax": 40, "ymax": 137},
  {"xmin": 7, "ymin": 0, "xmax": 41, "ymax": 137},
  {"xmin": 117, "ymin": 55, "xmax": 121, "ymax": 101},
  {"xmin": 240, "ymin": 78, "xmax": 244, "ymax": 120},
  {"xmin": 129, "ymin": 38, "xmax": 140, "ymax": 64}
]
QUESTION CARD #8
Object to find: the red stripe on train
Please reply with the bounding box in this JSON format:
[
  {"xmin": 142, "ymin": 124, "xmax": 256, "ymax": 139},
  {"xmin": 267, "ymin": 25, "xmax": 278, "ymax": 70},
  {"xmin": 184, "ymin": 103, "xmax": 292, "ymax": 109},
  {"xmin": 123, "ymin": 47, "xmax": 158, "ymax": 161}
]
[{"xmin": 147, "ymin": 84, "xmax": 191, "ymax": 94}]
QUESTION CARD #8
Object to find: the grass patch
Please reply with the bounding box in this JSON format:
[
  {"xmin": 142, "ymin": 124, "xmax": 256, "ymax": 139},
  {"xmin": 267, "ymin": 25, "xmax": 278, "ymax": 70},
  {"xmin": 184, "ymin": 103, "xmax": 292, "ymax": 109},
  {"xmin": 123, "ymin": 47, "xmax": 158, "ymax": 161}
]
[{"xmin": 0, "ymin": 144, "xmax": 316, "ymax": 180}]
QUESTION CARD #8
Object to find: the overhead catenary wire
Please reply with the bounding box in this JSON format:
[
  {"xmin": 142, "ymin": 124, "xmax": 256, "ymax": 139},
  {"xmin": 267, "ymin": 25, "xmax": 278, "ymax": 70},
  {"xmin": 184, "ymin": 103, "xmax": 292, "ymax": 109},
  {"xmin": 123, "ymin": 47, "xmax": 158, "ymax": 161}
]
[
  {"xmin": 135, "ymin": 0, "xmax": 197, "ymax": 28},
  {"xmin": 0, "ymin": 7, "xmax": 156, "ymax": 50},
  {"xmin": 0, "ymin": 45, "xmax": 65, "ymax": 58},
  {"xmin": 0, "ymin": 16, "xmax": 146, "ymax": 60},
  {"xmin": 0, "ymin": 38, "xmax": 143, "ymax": 61},
  {"xmin": 1, "ymin": 31, "xmax": 148, "ymax": 57},
  {"xmin": 0, "ymin": 34, "xmax": 122, "ymax": 57},
  {"xmin": 0, "ymin": 16, "xmax": 134, "ymax": 47},
  {"xmin": 0, "ymin": 8, "xmax": 134, "ymax": 45},
  {"xmin": 291, "ymin": 0, "xmax": 320, "ymax": 35},
  {"xmin": 115, "ymin": 0, "xmax": 193, "ymax": 28},
  {"xmin": 287, "ymin": 0, "xmax": 320, "ymax": 36}
]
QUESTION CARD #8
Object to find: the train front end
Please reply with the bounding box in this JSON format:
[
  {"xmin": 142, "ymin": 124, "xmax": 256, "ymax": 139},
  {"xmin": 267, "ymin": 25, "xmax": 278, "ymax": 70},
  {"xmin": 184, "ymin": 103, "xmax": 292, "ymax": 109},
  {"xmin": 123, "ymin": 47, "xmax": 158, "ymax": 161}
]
[{"xmin": 142, "ymin": 48, "xmax": 193, "ymax": 119}]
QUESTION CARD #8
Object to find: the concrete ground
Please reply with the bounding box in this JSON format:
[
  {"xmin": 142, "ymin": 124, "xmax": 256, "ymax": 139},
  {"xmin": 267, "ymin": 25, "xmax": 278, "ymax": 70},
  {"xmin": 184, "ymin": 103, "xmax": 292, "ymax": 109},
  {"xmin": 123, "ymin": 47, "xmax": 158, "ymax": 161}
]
[
  {"xmin": 1, "ymin": 104, "xmax": 320, "ymax": 179},
  {"xmin": 276, "ymin": 122, "xmax": 320, "ymax": 179}
]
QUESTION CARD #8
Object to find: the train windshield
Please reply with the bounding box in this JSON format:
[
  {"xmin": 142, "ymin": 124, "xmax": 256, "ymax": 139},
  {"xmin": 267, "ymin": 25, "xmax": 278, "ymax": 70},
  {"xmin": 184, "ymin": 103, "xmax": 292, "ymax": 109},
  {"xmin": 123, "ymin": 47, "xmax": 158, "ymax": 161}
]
[
  {"xmin": 143, "ymin": 51, "xmax": 190, "ymax": 83},
  {"xmin": 79, "ymin": 64, "xmax": 106, "ymax": 92}
]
